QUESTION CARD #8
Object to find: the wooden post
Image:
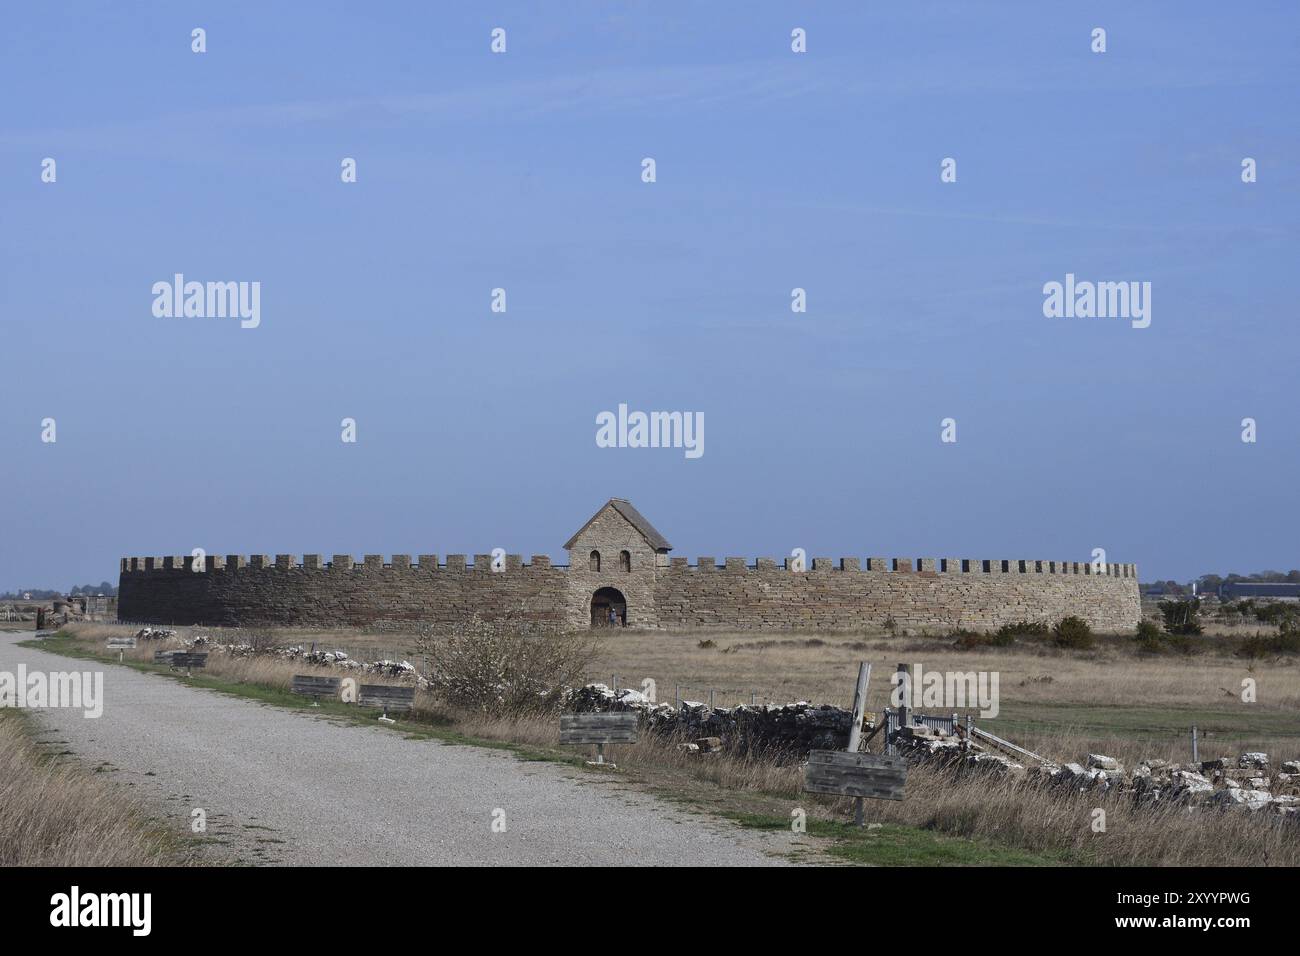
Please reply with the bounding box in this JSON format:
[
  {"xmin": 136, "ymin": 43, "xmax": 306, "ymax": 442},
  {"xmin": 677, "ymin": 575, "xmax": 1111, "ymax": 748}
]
[
  {"xmin": 847, "ymin": 662, "xmax": 871, "ymax": 752},
  {"xmin": 895, "ymin": 662, "xmax": 910, "ymax": 730},
  {"xmin": 709, "ymin": 688, "xmax": 715, "ymax": 710},
  {"xmin": 1191, "ymin": 725, "xmax": 1199, "ymax": 763},
  {"xmin": 847, "ymin": 661, "xmax": 872, "ymax": 826},
  {"xmin": 675, "ymin": 684, "xmax": 680, "ymax": 709}
]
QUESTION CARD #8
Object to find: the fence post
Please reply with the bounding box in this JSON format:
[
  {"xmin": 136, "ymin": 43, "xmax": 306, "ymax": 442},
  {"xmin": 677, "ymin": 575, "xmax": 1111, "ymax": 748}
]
[
  {"xmin": 847, "ymin": 662, "xmax": 871, "ymax": 753},
  {"xmin": 1191, "ymin": 725, "xmax": 1199, "ymax": 764},
  {"xmin": 895, "ymin": 662, "xmax": 910, "ymax": 730},
  {"xmin": 675, "ymin": 684, "xmax": 680, "ymax": 709},
  {"xmin": 709, "ymin": 688, "xmax": 715, "ymax": 711},
  {"xmin": 846, "ymin": 662, "xmax": 872, "ymax": 826}
]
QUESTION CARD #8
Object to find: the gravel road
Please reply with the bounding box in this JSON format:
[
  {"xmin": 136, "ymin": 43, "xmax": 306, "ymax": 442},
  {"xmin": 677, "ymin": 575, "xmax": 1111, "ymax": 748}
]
[{"xmin": 1, "ymin": 632, "xmax": 796, "ymax": 866}]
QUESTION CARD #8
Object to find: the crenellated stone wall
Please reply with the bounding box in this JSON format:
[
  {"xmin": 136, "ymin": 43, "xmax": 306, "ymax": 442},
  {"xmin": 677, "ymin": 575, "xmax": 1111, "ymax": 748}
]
[
  {"xmin": 117, "ymin": 554, "xmax": 570, "ymax": 629},
  {"xmin": 117, "ymin": 553, "xmax": 1140, "ymax": 633},
  {"xmin": 650, "ymin": 557, "xmax": 1139, "ymax": 633},
  {"xmin": 116, "ymin": 499, "xmax": 1140, "ymax": 632}
]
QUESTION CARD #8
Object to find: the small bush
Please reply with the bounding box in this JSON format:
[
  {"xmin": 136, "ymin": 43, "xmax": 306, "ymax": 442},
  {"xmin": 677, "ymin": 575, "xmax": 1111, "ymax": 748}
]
[
  {"xmin": 949, "ymin": 629, "xmax": 987, "ymax": 650},
  {"xmin": 1136, "ymin": 619, "xmax": 1196, "ymax": 656},
  {"xmin": 1052, "ymin": 616, "xmax": 1094, "ymax": 649},
  {"xmin": 697, "ymin": 639, "xmax": 717, "ymax": 649},
  {"xmin": 1135, "ymin": 619, "xmax": 1164, "ymax": 652},
  {"xmin": 1159, "ymin": 598, "xmax": 1203, "ymax": 636},
  {"xmin": 1254, "ymin": 602, "xmax": 1287, "ymax": 622},
  {"xmin": 995, "ymin": 621, "xmax": 1048, "ymax": 643},
  {"xmin": 950, "ymin": 624, "xmax": 1025, "ymax": 650},
  {"xmin": 1252, "ymin": 602, "xmax": 1300, "ymax": 630},
  {"xmin": 417, "ymin": 618, "xmax": 597, "ymax": 714},
  {"xmin": 1236, "ymin": 630, "xmax": 1300, "ymax": 659}
]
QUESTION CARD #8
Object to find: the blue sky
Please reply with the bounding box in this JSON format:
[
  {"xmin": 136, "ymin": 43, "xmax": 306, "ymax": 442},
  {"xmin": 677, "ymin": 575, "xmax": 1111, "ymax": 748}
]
[{"xmin": 2, "ymin": 1, "xmax": 1297, "ymax": 589}]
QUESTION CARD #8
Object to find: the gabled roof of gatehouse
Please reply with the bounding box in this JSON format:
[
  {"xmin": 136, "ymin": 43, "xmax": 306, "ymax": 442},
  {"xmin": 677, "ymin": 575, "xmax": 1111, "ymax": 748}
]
[{"xmin": 564, "ymin": 498, "xmax": 672, "ymax": 552}]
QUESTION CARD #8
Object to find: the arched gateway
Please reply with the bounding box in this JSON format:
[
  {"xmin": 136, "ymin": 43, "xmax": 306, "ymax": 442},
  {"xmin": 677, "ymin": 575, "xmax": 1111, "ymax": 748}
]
[{"xmin": 590, "ymin": 587, "xmax": 627, "ymax": 627}]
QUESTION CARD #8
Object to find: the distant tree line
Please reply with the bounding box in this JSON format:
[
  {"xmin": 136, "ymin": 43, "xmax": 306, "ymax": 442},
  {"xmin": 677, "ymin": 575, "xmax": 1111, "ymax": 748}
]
[
  {"xmin": 0, "ymin": 581, "xmax": 118, "ymax": 600},
  {"xmin": 70, "ymin": 581, "xmax": 118, "ymax": 597},
  {"xmin": 1141, "ymin": 570, "xmax": 1300, "ymax": 596},
  {"xmin": 1197, "ymin": 570, "xmax": 1300, "ymax": 589}
]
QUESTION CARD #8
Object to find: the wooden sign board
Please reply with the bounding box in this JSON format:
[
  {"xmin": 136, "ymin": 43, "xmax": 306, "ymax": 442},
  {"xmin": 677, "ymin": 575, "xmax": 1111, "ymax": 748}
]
[
  {"xmin": 559, "ymin": 712, "xmax": 639, "ymax": 745},
  {"xmin": 358, "ymin": 684, "xmax": 415, "ymax": 713},
  {"xmin": 106, "ymin": 637, "xmax": 137, "ymax": 649},
  {"xmin": 154, "ymin": 651, "xmax": 207, "ymax": 669},
  {"xmin": 292, "ymin": 675, "xmax": 342, "ymax": 698},
  {"xmin": 803, "ymin": 750, "xmax": 906, "ymax": 801}
]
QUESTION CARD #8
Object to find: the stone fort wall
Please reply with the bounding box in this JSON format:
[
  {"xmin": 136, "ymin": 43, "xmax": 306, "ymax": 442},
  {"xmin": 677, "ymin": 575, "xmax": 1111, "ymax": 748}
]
[
  {"xmin": 117, "ymin": 553, "xmax": 1140, "ymax": 633},
  {"xmin": 652, "ymin": 557, "xmax": 1139, "ymax": 632}
]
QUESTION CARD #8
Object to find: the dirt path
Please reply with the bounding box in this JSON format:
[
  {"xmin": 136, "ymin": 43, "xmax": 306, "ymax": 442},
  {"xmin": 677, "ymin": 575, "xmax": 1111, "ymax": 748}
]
[{"xmin": 1, "ymin": 633, "xmax": 797, "ymax": 866}]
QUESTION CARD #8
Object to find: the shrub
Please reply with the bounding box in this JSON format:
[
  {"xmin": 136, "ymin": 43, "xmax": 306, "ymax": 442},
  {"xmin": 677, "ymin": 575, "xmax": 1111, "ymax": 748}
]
[
  {"xmin": 949, "ymin": 629, "xmax": 987, "ymax": 650},
  {"xmin": 697, "ymin": 639, "xmax": 717, "ymax": 649},
  {"xmin": 1221, "ymin": 598, "xmax": 1253, "ymax": 618},
  {"xmin": 1135, "ymin": 619, "xmax": 1164, "ymax": 652},
  {"xmin": 1236, "ymin": 630, "xmax": 1300, "ymax": 659},
  {"xmin": 1254, "ymin": 602, "xmax": 1286, "ymax": 622},
  {"xmin": 995, "ymin": 621, "xmax": 1048, "ymax": 642},
  {"xmin": 417, "ymin": 617, "xmax": 598, "ymax": 714},
  {"xmin": 1136, "ymin": 619, "xmax": 1196, "ymax": 656},
  {"xmin": 1158, "ymin": 598, "xmax": 1203, "ymax": 636},
  {"xmin": 950, "ymin": 622, "xmax": 1046, "ymax": 650},
  {"xmin": 1253, "ymin": 602, "xmax": 1300, "ymax": 629},
  {"xmin": 1052, "ymin": 616, "xmax": 1094, "ymax": 649}
]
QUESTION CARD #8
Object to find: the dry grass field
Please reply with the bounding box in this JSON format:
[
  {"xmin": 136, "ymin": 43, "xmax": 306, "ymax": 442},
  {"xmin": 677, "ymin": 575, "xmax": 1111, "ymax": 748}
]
[
  {"xmin": 583, "ymin": 628, "xmax": 1300, "ymax": 766},
  {"xmin": 0, "ymin": 710, "xmax": 193, "ymax": 866}
]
